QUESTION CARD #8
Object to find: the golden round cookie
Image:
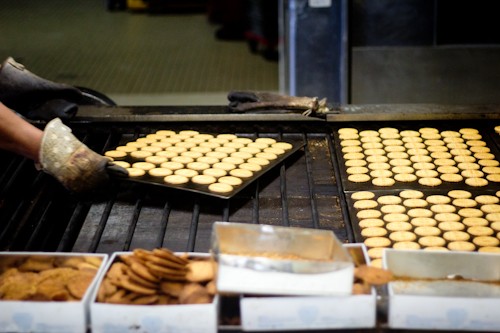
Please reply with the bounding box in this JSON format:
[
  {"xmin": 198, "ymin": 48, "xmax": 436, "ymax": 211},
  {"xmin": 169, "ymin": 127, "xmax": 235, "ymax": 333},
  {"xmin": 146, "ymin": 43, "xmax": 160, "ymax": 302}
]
[
  {"xmin": 382, "ymin": 139, "xmax": 403, "ymax": 146},
  {"xmin": 182, "ymin": 151, "xmax": 203, "ymax": 159},
  {"xmin": 431, "ymin": 151, "xmax": 452, "ymax": 160},
  {"xmin": 353, "ymin": 200, "xmax": 378, "ymax": 210},
  {"xmin": 386, "ymin": 221, "xmax": 413, "ymax": 232},
  {"xmin": 361, "ymin": 227, "xmax": 388, "ymax": 238},
  {"xmin": 171, "ymin": 156, "xmax": 195, "ymax": 165},
  {"xmin": 389, "ymin": 159, "xmax": 412, "ymax": 167},
  {"xmin": 226, "ymin": 168, "xmax": 252, "ymax": 179},
  {"xmin": 377, "ymin": 195, "xmax": 401, "ymax": 205},
  {"xmin": 132, "ymin": 162, "xmax": 156, "ymax": 171},
  {"xmin": 360, "ymin": 136, "xmax": 381, "ymax": 143},
  {"xmin": 478, "ymin": 246, "xmax": 500, "ymax": 253},
  {"xmin": 447, "ymin": 241, "xmax": 475, "ymax": 251},
  {"xmin": 364, "ymin": 148, "xmax": 386, "ymax": 156},
  {"xmin": 407, "ymin": 149, "xmax": 429, "ymax": 156},
  {"xmin": 130, "ymin": 150, "xmax": 153, "ymax": 161},
  {"xmin": 457, "ymin": 208, "xmax": 483, "ymax": 218},
  {"xmin": 454, "ymin": 156, "xmax": 476, "ymax": 164},
  {"xmin": 345, "ymin": 159, "xmax": 367, "ymax": 167},
  {"xmin": 437, "ymin": 221, "xmax": 465, "ymax": 232},
  {"xmin": 426, "ymin": 195, "xmax": 451, "ymax": 205},
  {"xmin": 441, "ymin": 130, "xmax": 461, "ymax": 138},
  {"xmin": 339, "ymin": 133, "xmax": 359, "ymax": 140},
  {"xmin": 399, "ymin": 190, "xmax": 424, "ymax": 199},
  {"xmin": 202, "ymin": 168, "xmax": 227, "ymax": 178},
  {"xmin": 176, "ymin": 130, "xmax": 198, "ymax": 137},
  {"xmin": 427, "ymin": 145, "xmax": 448, "ymax": 153},
  {"xmin": 413, "ymin": 162, "xmax": 435, "ymax": 170},
  {"xmin": 193, "ymin": 133, "xmax": 214, "ymax": 141},
  {"xmin": 191, "ymin": 175, "xmax": 216, "ymax": 185},
  {"xmin": 481, "ymin": 204, "xmax": 500, "ymax": 214},
  {"xmin": 383, "ymin": 213, "xmax": 409, "ymax": 223},
  {"xmin": 436, "ymin": 165, "xmax": 459, "ymax": 173},
  {"xmin": 387, "ymin": 151, "xmax": 409, "ymax": 159},
  {"xmin": 338, "ymin": 127, "xmax": 359, "ymax": 135},
  {"xmin": 160, "ymin": 161, "xmax": 184, "ymax": 171},
  {"xmin": 488, "ymin": 214, "xmax": 500, "ymax": 223},
  {"xmin": 347, "ymin": 166, "xmax": 369, "ymax": 175},
  {"xmin": 430, "ymin": 204, "xmax": 456, "ymax": 213},
  {"xmin": 403, "ymin": 198, "xmax": 428, "ymax": 208},
  {"xmin": 402, "ymin": 137, "xmax": 423, "ymax": 144},
  {"xmin": 199, "ymin": 142, "xmax": 221, "ymax": 150},
  {"xmin": 405, "ymin": 142, "xmax": 426, "ymax": 149},
  {"xmin": 475, "ymin": 153, "xmax": 495, "ymax": 161},
  {"xmin": 486, "ymin": 174, "xmax": 500, "ymax": 182},
  {"xmin": 389, "ymin": 231, "xmax": 417, "ymax": 242},
  {"xmin": 443, "ymin": 231, "xmax": 470, "ymax": 242},
  {"xmin": 216, "ymin": 146, "xmax": 238, "ymax": 154},
  {"xmin": 416, "ymin": 169, "xmax": 439, "ymax": 178},
  {"xmin": 463, "ymin": 217, "xmax": 489, "ymax": 227},
  {"xmin": 272, "ymin": 142, "xmax": 293, "ymax": 151},
  {"xmin": 205, "ymin": 151, "xmax": 227, "ymax": 160},
  {"xmin": 410, "ymin": 155, "xmax": 433, "ymax": 163},
  {"xmin": 104, "ymin": 150, "xmax": 128, "ymax": 160},
  {"xmin": 359, "ymin": 130, "xmax": 379, "ymax": 137},
  {"xmin": 380, "ymin": 204, "xmax": 406, "ymax": 214},
  {"xmin": 368, "ymin": 162, "xmax": 391, "ymax": 170},
  {"xmin": 148, "ymin": 168, "xmax": 173, "ymax": 178},
  {"xmin": 362, "ymin": 142, "xmax": 383, "ymax": 149},
  {"xmin": 363, "ymin": 236, "xmax": 391, "ymax": 248},
  {"xmin": 394, "ymin": 173, "xmax": 418, "ymax": 183},
  {"xmin": 370, "ymin": 169, "xmax": 393, "ymax": 178},
  {"xmin": 216, "ymin": 133, "xmax": 238, "ymax": 141},
  {"xmin": 218, "ymin": 176, "xmax": 243, "ymax": 186},
  {"xmin": 367, "ymin": 247, "xmax": 386, "ymax": 259},
  {"xmin": 440, "ymin": 174, "xmax": 463, "ymax": 183},
  {"xmin": 156, "ymin": 150, "xmax": 178, "ymax": 159},
  {"xmin": 453, "ymin": 198, "xmax": 477, "ymax": 208},
  {"xmin": 155, "ymin": 129, "xmax": 176, "ymax": 136},
  {"xmin": 475, "ymin": 195, "xmax": 499, "ymax": 205},
  {"xmin": 425, "ymin": 139, "xmax": 445, "ymax": 147},
  {"xmin": 421, "ymin": 132, "xmax": 441, "ymax": 140},
  {"xmin": 348, "ymin": 174, "xmax": 371, "ymax": 183},
  {"xmin": 465, "ymin": 177, "xmax": 488, "ymax": 187},
  {"xmin": 459, "ymin": 127, "xmax": 479, "ymax": 135},
  {"xmin": 457, "ymin": 162, "xmax": 480, "ymax": 171},
  {"xmin": 220, "ymin": 157, "xmax": 244, "ymax": 166},
  {"xmin": 263, "ymin": 147, "xmax": 285, "ymax": 156},
  {"xmin": 448, "ymin": 190, "xmax": 472, "ymax": 199},
  {"xmin": 255, "ymin": 152, "xmax": 278, "ymax": 161},
  {"xmin": 393, "ymin": 241, "xmax": 421, "ymax": 250},
  {"xmin": 372, "ymin": 177, "xmax": 395, "ymax": 187},
  {"xmin": 111, "ymin": 161, "xmax": 131, "ymax": 169},
  {"xmin": 392, "ymin": 166, "xmax": 415, "ymax": 174},
  {"xmin": 470, "ymin": 145, "xmax": 490, "ymax": 153},
  {"xmin": 418, "ymin": 177, "xmax": 442, "ymax": 187},
  {"xmin": 385, "ymin": 145, "xmax": 406, "ymax": 153},
  {"xmin": 145, "ymin": 156, "xmax": 168, "ymax": 166},
  {"xmin": 414, "ymin": 226, "xmax": 441, "ymax": 237},
  {"xmin": 208, "ymin": 182, "xmax": 234, "ymax": 193},
  {"xmin": 247, "ymin": 142, "xmax": 270, "ymax": 150},
  {"xmin": 434, "ymin": 212, "xmax": 461, "ymax": 222},
  {"xmin": 341, "ymin": 139, "xmax": 361, "ymax": 147},
  {"xmin": 359, "ymin": 218, "xmax": 385, "ymax": 228},
  {"xmin": 400, "ymin": 130, "xmax": 420, "ymax": 137},
  {"xmin": 239, "ymin": 163, "xmax": 262, "ymax": 172},
  {"xmin": 246, "ymin": 157, "xmax": 270, "ymax": 166},
  {"xmin": 164, "ymin": 174, "xmax": 189, "ymax": 185},
  {"xmin": 366, "ymin": 155, "xmax": 388, "ymax": 163},
  {"xmin": 195, "ymin": 156, "xmax": 219, "ymax": 165},
  {"xmin": 419, "ymin": 236, "xmax": 446, "ymax": 247},
  {"xmin": 356, "ymin": 209, "xmax": 382, "ymax": 219},
  {"xmin": 351, "ymin": 191, "xmax": 375, "ymax": 200},
  {"xmin": 473, "ymin": 236, "xmax": 499, "ymax": 247},
  {"xmin": 127, "ymin": 167, "xmax": 146, "ymax": 177},
  {"xmin": 407, "ymin": 208, "xmax": 433, "ymax": 218},
  {"xmin": 230, "ymin": 151, "xmax": 253, "ymax": 160},
  {"xmin": 462, "ymin": 134, "xmax": 482, "ymax": 140},
  {"xmin": 483, "ymin": 166, "xmax": 500, "ymax": 175},
  {"xmin": 478, "ymin": 159, "xmax": 500, "ymax": 167},
  {"xmin": 174, "ymin": 169, "xmax": 198, "ymax": 178},
  {"xmin": 231, "ymin": 137, "xmax": 252, "ymax": 145},
  {"xmin": 161, "ymin": 137, "xmax": 182, "ymax": 145},
  {"xmin": 468, "ymin": 226, "xmax": 494, "ymax": 237},
  {"xmin": 212, "ymin": 162, "xmax": 236, "ymax": 172}
]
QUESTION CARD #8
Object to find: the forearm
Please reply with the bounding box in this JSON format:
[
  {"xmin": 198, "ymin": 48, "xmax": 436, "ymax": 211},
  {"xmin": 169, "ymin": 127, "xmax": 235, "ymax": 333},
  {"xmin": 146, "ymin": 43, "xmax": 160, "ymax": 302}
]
[{"xmin": 0, "ymin": 102, "xmax": 43, "ymax": 162}]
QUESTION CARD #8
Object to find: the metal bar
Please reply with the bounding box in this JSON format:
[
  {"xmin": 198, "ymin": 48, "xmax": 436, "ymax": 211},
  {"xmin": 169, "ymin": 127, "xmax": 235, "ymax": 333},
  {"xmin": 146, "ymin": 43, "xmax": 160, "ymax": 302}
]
[
  {"xmin": 303, "ymin": 134, "xmax": 320, "ymax": 229},
  {"xmin": 252, "ymin": 183, "xmax": 260, "ymax": 224},
  {"xmin": 57, "ymin": 202, "xmax": 91, "ymax": 252},
  {"xmin": 187, "ymin": 200, "xmax": 200, "ymax": 252},
  {"xmin": 88, "ymin": 194, "xmax": 116, "ymax": 253},
  {"xmin": 279, "ymin": 163, "xmax": 289, "ymax": 227},
  {"xmin": 157, "ymin": 201, "xmax": 171, "ymax": 248},
  {"xmin": 123, "ymin": 197, "xmax": 143, "ymax": 251}
]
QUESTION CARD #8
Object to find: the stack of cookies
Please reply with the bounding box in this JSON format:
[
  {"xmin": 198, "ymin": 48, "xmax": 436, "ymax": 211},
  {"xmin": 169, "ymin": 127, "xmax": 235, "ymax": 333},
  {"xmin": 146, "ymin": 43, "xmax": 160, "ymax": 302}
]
[
  {"xmin": 97, "ymin": 248, "xmax": 216, "ymax": 305},
  {"xmin": 338, "ymin": 126, "xmax": 500, "ymax": 187},
  {"xmin": 104, "ymin": 130, "xmax": 294, "ymax": 195},
  {"xmin": 0, "ymin": 255, "xmax": 102, "ymax": 301},
  {"xmin": 351, "ymin": 189, "xmax": 500, "ymax": 267}
]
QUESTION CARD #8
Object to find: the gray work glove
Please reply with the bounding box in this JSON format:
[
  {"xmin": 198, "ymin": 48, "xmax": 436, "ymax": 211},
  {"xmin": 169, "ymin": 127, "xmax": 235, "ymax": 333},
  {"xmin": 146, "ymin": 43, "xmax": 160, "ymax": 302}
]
[
  {"xmin": 227, "ymin": 91, "xmax": 331, "ymax": 116},
  {"xmin": 0, "ymin": 57, "xmax": 82, "ymax": 120},
  {"xmin": 39, "ymin": 118, "xmax": 128, "ymax": 193}
]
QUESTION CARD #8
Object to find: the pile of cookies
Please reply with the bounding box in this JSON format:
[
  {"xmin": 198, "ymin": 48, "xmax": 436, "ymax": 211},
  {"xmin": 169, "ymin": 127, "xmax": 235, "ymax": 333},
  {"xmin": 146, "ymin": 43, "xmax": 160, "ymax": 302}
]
[
  {"xmin": 97, "ymin": 248, "xmax": 216, "ymax": 305},
  {"xmin": 351, "ymin": 189, "xmax": 500, "ymax": 267},
  {"xmin": 0, "ymin": 255, "xmax": 102, "ymax": 301},
  {"xmin": 338, "ymin": 126, "xmax": 500, "ymax": 187},
  {"xmin": 104, "ymin": 130, "xmax": 293, "ymax": 194}
]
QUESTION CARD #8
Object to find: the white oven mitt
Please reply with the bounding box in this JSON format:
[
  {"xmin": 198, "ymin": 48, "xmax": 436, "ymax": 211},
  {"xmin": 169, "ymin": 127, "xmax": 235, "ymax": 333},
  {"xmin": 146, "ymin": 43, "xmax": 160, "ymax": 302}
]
[{"xmin": 39, "ymin": 118, "xmax": 127, "ymax": 193}]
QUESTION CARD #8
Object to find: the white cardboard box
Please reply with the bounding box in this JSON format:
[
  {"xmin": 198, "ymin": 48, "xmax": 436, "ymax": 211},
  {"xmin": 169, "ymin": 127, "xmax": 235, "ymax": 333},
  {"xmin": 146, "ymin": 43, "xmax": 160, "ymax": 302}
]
[
  {"xmin": 239, "ymin": 244, "xmax": 376, "ymax": 331},
  {"xmin": 213, "ymin": 222, "xmax": 355, "ymax": 296},
  {"xmin": 384, "ymin": 249, "xmax": 500, "ymax": 331},
  {"xmin": 90, "ymin": 252, "xmax": 218, "ymax": 333},
  {"xmin": 0, "ymin": 252, "xmax": 108, "ymax": 333}
]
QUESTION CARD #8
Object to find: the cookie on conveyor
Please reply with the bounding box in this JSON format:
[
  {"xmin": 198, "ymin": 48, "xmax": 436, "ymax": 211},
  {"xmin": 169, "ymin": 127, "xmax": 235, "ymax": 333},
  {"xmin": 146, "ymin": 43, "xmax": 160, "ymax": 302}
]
[
  {"xmin": 192, "ymin": 175, "xmax": 217, "ymax": 185},
  {"xmin": 164, "ymin": 175, "xmax": 189, "ymax": 185},
  {"xmin": 208, "ymin": 183, "xmax": 234, "ymax": 193}
]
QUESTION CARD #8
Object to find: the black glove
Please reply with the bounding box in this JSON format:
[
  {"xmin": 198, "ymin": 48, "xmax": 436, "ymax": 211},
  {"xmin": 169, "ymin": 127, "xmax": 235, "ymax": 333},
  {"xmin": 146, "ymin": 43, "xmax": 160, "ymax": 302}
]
[
  {"xmin": 0, "ymin": 57, "xmax": 83, "ymax": 120},
  {"xmin": 227, "ymin": 91, "xmax": 331, "ymax": 116},
  {"xmin": 39, "ymin": 118, "xmax": 128, "ymax": 193}
]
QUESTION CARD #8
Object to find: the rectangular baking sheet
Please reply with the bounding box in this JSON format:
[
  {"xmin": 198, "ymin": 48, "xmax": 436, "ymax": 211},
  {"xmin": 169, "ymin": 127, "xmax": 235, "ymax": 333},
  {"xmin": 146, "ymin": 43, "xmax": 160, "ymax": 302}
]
[
  {"xmin": 332, "ymin": 122, "xmax": 500, "ymax": 192},
  {"xmin": 113, "ymin": 140, "xmax": 305, "ymax": 199}
]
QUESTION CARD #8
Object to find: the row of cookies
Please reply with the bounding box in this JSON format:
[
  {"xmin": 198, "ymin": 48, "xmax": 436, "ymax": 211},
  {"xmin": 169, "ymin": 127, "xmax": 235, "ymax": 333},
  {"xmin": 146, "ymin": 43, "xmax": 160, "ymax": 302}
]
[
  {"xmin": 350, "ymin": 189, "xmax": 500, "ymax": 267},
  {"xmin": 103, "ymin": 130, "xmax": 293, "ymax": 193},
  {"xmin": 338, "ymin": 126, "xmax": 500, "ymax": 187}
]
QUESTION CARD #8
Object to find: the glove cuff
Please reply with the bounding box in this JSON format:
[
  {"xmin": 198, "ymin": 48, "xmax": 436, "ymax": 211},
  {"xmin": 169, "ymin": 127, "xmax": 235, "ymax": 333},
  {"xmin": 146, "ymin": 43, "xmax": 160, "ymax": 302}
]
[{"xmin": 40, "ymin": 118, "xmax": 108, "ymax": 192}]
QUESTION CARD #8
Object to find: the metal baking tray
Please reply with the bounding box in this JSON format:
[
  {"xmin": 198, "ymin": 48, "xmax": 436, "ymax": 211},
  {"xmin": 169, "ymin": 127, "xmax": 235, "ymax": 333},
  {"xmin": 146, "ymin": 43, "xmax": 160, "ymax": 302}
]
[
  {"xmin": 332, "ymin": 122, "xmax": 500, "ymax": 192},
  {"xmin": 111, "ymin": 139, "xmax": 305, "ymax": 199}
]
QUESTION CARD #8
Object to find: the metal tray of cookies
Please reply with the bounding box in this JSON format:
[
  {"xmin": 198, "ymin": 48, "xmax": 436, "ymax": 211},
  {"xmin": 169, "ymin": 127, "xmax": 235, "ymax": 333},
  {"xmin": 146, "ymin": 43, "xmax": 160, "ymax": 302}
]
[
  {"xmin": 332, "ymin": 122, "xmax": 500, "ymax": 192},
  {"xmin": 344, "ymin": 188, "xmax": 500, "ymax": 267},
  {"xmin": 104, "ymin": 130, "xmax": 305, "ymax": 199}
]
